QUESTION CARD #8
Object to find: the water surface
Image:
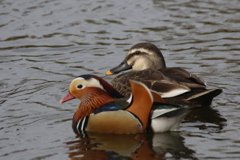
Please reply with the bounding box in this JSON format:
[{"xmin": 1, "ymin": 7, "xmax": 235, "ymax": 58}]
[{"xmin": 0, "ymin": 0, "xmax": 240, "ymax": 159}]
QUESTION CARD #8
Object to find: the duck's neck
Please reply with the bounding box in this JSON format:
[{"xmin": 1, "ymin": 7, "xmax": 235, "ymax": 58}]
[
  {"xmin": 72, "ymin": 88, "xmax": 115, "ymax": 127},
  {"xmin": 92, "ymin": 75, "xmax": 124, "ymax": 98}
]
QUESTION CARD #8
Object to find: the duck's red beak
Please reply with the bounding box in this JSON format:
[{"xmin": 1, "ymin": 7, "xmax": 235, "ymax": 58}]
[{"xmin": 60, "ymin": 91, "xmax": 76, "ymax": 103}]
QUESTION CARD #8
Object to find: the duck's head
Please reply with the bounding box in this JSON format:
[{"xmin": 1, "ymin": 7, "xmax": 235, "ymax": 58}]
[
  {"xmin": 106, "ymin": 43, "xmax": 166, "ymax": 75},
  {"xmin": 60, "ymin": 74, "xmax": 124, "ymax": 103}
]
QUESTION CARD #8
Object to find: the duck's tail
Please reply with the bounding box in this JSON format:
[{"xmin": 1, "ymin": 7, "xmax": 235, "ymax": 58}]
[{"xmin": 185, "ymin": 89, "xmax": 222, "ymax": 106}]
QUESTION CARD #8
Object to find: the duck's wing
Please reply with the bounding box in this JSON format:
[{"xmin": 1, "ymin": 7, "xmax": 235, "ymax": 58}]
[
  {"xmin": 151, "ymin": 103, "xmax": 190, "ymax": 119},
  {"xmin": 110, "ymin": 69, "xmax": 191, "ymax": 98},
  {"xmin": 160, "ymin": 67, "xmax": 206, "ymax": 88},
  {"xmin": 94, "ymin": 98, "xmax": 129, "ymax": 114}
]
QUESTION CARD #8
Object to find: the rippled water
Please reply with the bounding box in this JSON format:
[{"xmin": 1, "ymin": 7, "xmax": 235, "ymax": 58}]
[{"xmin": 1, "ymin": 0, "xmax": 240, "ymax": 159}]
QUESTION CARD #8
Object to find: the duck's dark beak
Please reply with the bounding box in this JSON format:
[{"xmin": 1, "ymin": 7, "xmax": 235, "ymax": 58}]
[{"xmin": 106, "ymin": 59, "xmax": 132, "ymax": 75}]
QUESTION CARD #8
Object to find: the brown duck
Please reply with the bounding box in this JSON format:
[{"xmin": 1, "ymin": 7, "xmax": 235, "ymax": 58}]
[{"xmin": 106, "ymin": 42, "xmax": 222, "ymax": 106}]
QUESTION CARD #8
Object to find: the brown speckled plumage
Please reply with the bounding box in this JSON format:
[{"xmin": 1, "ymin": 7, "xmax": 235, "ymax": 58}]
[{"xmin": 107, "ymin": 42, "xmax": 222, "ymax": 106}]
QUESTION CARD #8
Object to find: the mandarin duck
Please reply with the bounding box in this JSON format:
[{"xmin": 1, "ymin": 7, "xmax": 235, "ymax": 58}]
[
  {"xmin": 60, "ymin": 75, "xmax": 196, "ymax": 134},
  {"xmin": 106, "ymin": 42, "xmax": 222, "ymax": 106}
]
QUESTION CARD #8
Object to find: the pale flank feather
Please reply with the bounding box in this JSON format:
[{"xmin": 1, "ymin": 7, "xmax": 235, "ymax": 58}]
[
  {"xmin": 151, "ymin": 109, "xmax": 178, "ymax": 119},
  {"xmin": 160, "ymin": 88, "xmax": 190, "ymax": 98}
]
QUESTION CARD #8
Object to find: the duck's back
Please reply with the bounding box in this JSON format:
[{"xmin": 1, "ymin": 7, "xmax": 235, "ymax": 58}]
[{"xmin": 110, "ymin": 68, "xmax": 222, "ymax": 106}]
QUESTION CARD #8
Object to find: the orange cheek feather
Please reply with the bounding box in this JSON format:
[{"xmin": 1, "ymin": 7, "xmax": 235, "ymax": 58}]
[{"xmin": 60, "ymin": 91, "xmax": 76, "ymax": 103}]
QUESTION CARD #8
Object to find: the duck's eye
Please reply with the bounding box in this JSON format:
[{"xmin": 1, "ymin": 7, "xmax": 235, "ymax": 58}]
[
  {"xmin": 77, "ymin": 84, "xmax": 83, "ymax": 89},
  {"xmin": 135, "ymin": 51, "xmax": 141, "ymax": 55}
]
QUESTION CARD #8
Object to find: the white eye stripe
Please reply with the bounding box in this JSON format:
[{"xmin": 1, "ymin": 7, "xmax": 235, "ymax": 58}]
[
  {"xmin": 71, "ymin": 77, "xmax": 105, "ymax": 91},
  {"xmin": 128, "ymin": 48, "xmax": 154, "ymax": 56}
]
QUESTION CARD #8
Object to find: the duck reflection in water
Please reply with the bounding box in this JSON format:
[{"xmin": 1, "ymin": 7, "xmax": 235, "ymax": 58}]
[
  {"xmin": 65, "ymin": 131, "xmax": 196, "ymax": 160},
  {"xmin": 65, "ymin": 108, "xmax": 227, "ymax": 160},
  {"xmin": 184, "ymin": 106, "xmax": 227, "ymax": 132}
]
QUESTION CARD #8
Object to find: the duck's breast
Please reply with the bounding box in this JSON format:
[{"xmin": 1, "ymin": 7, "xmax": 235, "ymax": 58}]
[{"xmin": 86, "ymin": 110, "xmax": 143, "ymax": 134}]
